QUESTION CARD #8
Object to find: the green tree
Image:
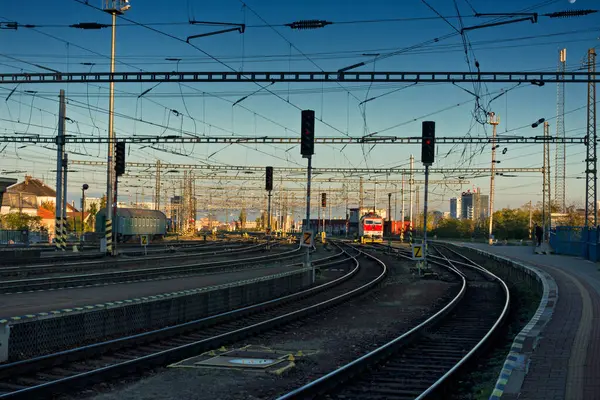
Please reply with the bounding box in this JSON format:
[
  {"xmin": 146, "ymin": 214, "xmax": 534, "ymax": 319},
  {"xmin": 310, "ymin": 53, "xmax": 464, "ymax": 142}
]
[
  {"xmin": 433, "ymin": 218, "xmax": 475, "ymax": 239},
  {"xmin": 552, "ymin": 204, "xmax": 585, "ymax": 227},
  {"xmin": 2, "ymin": 213, "xmax": 42, "ymax": 231},
  {"xmin": 40, "ymin": 200, "xmax": 55, "ymax": 213},
  {"xmin": 100, "ymin": 195, "xmax": 107, "ymax": 209},
  {"xmin": 86, "ymin": 202, "xmax": 99, "ymax": 231},
  {"xmin": 239, "ymin": 208, "xmax": 247, "ymax": 229},
  {"xmin": 492, "ymin": 208, "xmax": 530, "ymax": 240}
]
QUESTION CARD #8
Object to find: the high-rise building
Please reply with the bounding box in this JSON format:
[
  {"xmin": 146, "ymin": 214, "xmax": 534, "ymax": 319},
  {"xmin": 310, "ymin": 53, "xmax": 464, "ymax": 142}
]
[
  {"xmin": 450, "ymin": 197, "xmax": 462, "ymax": 219},
  {"xmin": 461, "ymin": 191, "xmax": 474, "ymax": 220},
  {"xmin": 461, "ymin": 189, "xmax": 489, "ymax": 222},
  {"xmin": 479, "ymin": 194, "xmax": 490, "ymax": 221}
]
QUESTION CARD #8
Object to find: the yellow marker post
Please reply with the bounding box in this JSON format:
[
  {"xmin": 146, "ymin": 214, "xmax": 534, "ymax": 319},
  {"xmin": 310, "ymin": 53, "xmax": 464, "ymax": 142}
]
[
  {"xmin": 301, "ymin": 231, "xmax": 313, "ymax": 247},
  {"xmin": 140, "ymin": 234, "xmax": 149, "ymax": 256}
]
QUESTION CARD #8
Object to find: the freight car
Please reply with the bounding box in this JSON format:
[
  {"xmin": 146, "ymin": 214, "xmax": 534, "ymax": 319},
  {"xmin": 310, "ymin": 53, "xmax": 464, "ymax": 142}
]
[
  {"xmin": 359, "ymin": 212, "xmax": 384, "ymax": 243},
  {"xmin": 95, "ymin": 208, "xmax": 168, "ymax": 242}
]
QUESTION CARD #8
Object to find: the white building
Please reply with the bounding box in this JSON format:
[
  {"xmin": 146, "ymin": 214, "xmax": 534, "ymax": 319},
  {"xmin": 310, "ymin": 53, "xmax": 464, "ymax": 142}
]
[{"xmin": 450, "ymin": 197, "xmax": 462, "ymax": 219}]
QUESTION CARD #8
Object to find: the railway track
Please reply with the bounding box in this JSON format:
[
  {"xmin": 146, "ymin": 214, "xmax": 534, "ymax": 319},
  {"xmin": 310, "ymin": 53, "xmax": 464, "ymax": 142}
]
[
  {"xmin": 277, "ymin": 243, "xmax": 509, "ymax": 400},
  {"xmin": 5, "ymin": 239, "xmax": 262, "ymax": 266},
  {"xmin": 0, "ymin": 241, "xmax": 276, "ymax": 279},
  {"xmin": 0, "ymin": 245, "xmax": 334, "ymax": 293},
  {"xmin": 0, "ymin": 242, "xmax": 386, "ymax": 399}
]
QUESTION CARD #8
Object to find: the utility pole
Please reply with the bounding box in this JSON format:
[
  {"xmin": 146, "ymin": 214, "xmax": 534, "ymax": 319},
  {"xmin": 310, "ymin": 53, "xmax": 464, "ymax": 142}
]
[
  {"xmin": 528, "ymin": 200, "xmax": 533, "ymax": 240},
  {"xmin": 556, "ymin": 48, "xmax": 567, "ymax": 213},
  {"xmin": 543, "ymin": 121, "xmax": 552, "ymax": 241},
  {"xmin": 317, "ymin": 186, "xmax": 321, "ymax": 233},
  {"xmin": 102, "ymin": 1, "xmax": 130, "ymax": 255},
  {"xmin": 409, "ymin": 155, "xmax": 414, "ymax": 228},
  {"xmin": 415, "ymin": 185, "xmax": 420, "ymax": 232},
  {"xmin": 373, "ymin": 179, "xmax": 377, "ymax": 214},
  {"xmin": 488, "ymin": 112, "xmax": 500, "ymax": 245},
  {"xmin": 387, "ymin": 192, "xmax": 392, "ymax": 236},
  {"xmin": 345, "ymin": 184, "xmax": 349, "ymax": 237},
  {"xmin": 359, "ymin": 177, "xmax": 364, "ymax": 214},
  {"xmin": 585, "ymin": 48, "xmax": 597, "ymax": 227},
  {"xmin": 328, "ymin": 186, "xmax": 331, "ymax": 235},
  {"xmin": 55, "ymin": 89, "xmax": 66, "ymax": 252},
  {"xmin": 155, "ymin": 160, "xmax": 161, "ymax": 211},
  {"xmin": 62, "ymin": 153, "xmax": 68, "ymax": 242},
  {"xmin": 401, "ymin": 174, "xmax": 405, "ymax": 241},
  {"xmin": 291, "ymin": 193, "xmax": 295, "ymax": 233}
]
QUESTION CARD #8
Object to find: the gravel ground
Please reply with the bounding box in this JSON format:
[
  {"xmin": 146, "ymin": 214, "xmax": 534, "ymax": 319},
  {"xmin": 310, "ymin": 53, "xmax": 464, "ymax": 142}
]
[{"xmin": 68, "ymin": 251, "xmax": 460, "ymax": 400}]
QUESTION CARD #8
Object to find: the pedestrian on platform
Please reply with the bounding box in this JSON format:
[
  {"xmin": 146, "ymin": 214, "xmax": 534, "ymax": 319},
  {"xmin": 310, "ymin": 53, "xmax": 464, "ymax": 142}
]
[{"xmin": 534, "ymin": 224, "xmax": 543, "ymax": 247}]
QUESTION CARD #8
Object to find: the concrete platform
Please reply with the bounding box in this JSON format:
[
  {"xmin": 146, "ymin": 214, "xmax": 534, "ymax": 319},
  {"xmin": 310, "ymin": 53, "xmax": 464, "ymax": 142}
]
[
  {"xmin": 459, "ymin": 243, "xmax": 600, "ymax": 400},
  {"xmin": 0, "ymin": 264, "xmax": 306, "ymax": 320}
]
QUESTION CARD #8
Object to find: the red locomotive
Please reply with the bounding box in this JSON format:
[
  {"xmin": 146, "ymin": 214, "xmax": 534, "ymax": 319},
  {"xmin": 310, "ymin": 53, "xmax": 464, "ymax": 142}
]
[{"xmin": 359, "ymin": 212, "xmax": 384, "ymax": 242}]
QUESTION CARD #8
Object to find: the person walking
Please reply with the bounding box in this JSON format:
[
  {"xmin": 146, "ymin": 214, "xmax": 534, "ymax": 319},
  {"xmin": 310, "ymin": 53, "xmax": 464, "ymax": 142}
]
[{"xmin": 534, "ymin": 223, "xmax": 543, "ymax": 247}]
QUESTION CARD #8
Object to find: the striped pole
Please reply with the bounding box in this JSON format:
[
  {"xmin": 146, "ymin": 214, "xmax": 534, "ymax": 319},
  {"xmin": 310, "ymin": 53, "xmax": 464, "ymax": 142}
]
[
  {"xmin": 105, "ymin": 219, "xmax": 113, "ymax": 254},
  {"xmin": 54, "ymin": 218, "xmax": 62, "ymax": 251},
  {"xmin": 408, "ymin": 222, "xmax": 413, "ymax": 244},
  {"xmin": 61, "ymin": 218, "xmax": 68, "ymax": 251}
]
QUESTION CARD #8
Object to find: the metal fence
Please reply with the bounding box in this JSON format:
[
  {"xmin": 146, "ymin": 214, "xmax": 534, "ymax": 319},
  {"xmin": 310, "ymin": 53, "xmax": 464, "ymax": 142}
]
[
  {"xmin": 550, "ymin": 226, "xmax": 600, "ymax": 262},
  {"xmin": 0, "ymin": 230, "xmax": 51, "ymax": 246},
  {"xmin": 0, "ymin": 230, "xmax": 26, "ymax": 245}
]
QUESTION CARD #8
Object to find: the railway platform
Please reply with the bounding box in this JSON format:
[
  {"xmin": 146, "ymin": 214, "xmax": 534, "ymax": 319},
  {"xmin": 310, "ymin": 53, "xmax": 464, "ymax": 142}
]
[
  {"xmin": 0, "ymin": 264, "xmax": 306, "ymax": 320},
  {"xmin": 459, "ymin": 242, "xmax": 600, "ymax": 400}
]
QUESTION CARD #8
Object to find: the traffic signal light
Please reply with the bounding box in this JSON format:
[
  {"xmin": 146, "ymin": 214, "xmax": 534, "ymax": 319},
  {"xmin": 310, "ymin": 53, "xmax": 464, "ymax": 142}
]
[
  {"xmin": 265, "ymin": 166, "xmax": 273, "ymax": 191},
  {"xmin": 115, "ymin": 141, "xmax": 126, "ymax": 176},
  {"xmin": 301, "ymin": 109, "xmax": 315, "ymax": 158},
  {"xmin": 321, "ymin": 193, "xmax": 327, "ymax": 208},
  {"xmin": 421, "ymin": 121, "xmax": 435, "ymax": 165}
]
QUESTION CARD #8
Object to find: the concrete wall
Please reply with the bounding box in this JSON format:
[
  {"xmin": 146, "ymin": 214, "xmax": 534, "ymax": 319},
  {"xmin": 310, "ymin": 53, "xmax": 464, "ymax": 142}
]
[
  {"xmin": 2, "ymin": 267, "xmax": 312, "ymax": 362},
  {"xmin": 447, "ymin": 245, "xmax": 544, "ymax": 295}
]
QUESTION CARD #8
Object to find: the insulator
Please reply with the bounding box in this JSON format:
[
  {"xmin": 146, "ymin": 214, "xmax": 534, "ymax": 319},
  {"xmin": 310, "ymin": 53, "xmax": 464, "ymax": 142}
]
[
  {"xmin": 546, "ymin": 9, "xmax": 598, "ymax": 18},
  {"xmin": 286, "ymin": 20, "xmax": 332, "ymax": 30}
]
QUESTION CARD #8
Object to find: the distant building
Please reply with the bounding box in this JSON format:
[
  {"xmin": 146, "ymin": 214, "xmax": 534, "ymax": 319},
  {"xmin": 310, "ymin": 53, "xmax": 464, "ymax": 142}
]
[
  {"xmin": 2, "ymin": 176, "xmax": 78, "ymax": 216},
  {"xmin": 479, "ymin": 194, "xmax": 490, "ymax": 221},
  {"xmin": 7, "ymin": 175, "xmax": 57, "ymax": 207},
  {"xmin": 450, "ymin": 197, "xmax": 462, "ymax": 219},
  {"xmin": 460, "ymin": 189, "xmax": 490, "ymax": 222}
]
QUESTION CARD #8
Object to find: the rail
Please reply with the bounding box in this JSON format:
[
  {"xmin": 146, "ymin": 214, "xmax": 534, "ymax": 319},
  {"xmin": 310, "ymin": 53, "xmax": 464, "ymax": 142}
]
[
  {"xmin": 0, "ymin": 241, "xmax": 386, "ymax": 399},
  {"xmin": 277, "ymin": 242, "xmax": 510, "ymax": 399}
]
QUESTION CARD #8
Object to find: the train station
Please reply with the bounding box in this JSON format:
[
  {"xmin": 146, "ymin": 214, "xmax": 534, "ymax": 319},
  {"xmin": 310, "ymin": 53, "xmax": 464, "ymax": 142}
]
[{"xmin": 1, "ymin": 1, "xmax": 599, "ymax": 399}]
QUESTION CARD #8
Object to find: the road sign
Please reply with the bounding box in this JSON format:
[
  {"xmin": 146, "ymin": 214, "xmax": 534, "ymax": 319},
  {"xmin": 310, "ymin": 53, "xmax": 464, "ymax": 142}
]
[
  {"xmin": 140, "ymin": 235, "xmax": 149, "ymax": 255},
  {"xmin": 412, "ymin": 244, "xmax": 424, "ymax": 260},
  {"xmin": 301, "ymin": 231, "xmax": 313, "ymax": 247}
]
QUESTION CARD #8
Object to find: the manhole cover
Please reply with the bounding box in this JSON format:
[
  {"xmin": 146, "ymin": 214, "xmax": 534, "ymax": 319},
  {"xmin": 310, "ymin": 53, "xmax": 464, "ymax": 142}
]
[
  {"xmin": 194, "ymin": 355, "xmax": 285, "ymax": 369},
  {"xmin": 228, "ymin": 358, "xmax": 277, "ymax": 365},
  {"xmin": 168, "ymin": 345, "xmax": 318, "ymax": 370}
]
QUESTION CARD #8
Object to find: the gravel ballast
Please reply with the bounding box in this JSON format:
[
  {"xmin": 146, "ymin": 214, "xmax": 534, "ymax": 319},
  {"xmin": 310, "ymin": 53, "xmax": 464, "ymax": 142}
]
[{"xmin": 63, "ymin": 250, "xmax": 461, "ymax": 400}]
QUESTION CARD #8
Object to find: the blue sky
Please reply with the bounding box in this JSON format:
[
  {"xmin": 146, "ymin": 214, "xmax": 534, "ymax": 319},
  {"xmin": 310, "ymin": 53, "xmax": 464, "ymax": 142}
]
[{"xmin": 0, "ymin": 0, "xmax": 598, "ymax": 220}]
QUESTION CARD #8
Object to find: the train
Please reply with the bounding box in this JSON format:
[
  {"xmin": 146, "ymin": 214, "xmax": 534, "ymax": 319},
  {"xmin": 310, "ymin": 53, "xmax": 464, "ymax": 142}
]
[
  {"xmin": 359, "ymin": 212, "xmax": 384, "ymax": 243},
  {"xmin": 95, "ymin": 208, "xmax": 168, "ymax": 242}
]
